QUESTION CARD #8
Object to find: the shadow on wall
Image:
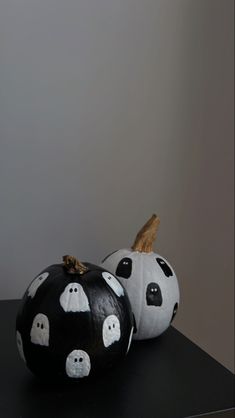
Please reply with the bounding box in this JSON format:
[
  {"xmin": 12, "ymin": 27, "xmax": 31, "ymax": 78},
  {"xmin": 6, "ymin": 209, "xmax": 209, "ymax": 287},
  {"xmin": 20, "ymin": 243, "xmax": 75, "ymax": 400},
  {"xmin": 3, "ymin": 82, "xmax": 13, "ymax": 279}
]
[{"xmin": 163, "ymin": 1, "xmax": 234, "ymax": 373}]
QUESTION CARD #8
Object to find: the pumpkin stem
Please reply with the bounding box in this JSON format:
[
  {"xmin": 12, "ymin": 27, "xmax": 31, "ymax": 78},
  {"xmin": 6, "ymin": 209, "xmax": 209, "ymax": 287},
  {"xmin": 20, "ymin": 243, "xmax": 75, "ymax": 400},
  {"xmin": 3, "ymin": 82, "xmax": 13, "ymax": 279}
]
[
  {"xmin": 63, "ymin": 255, "xmax": 88, "ymax": 275},
  {"xmin": 131, "ymin": 214, "xmax": 160, "ymax": 253}
]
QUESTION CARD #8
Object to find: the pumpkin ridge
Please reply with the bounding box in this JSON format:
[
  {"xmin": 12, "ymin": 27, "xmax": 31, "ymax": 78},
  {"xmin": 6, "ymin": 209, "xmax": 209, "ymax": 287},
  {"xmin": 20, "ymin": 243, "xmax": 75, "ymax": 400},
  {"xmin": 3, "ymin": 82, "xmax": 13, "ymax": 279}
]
[{"xmin": 136, "ymin": 253, "xmax": 145, "ymax": 340}]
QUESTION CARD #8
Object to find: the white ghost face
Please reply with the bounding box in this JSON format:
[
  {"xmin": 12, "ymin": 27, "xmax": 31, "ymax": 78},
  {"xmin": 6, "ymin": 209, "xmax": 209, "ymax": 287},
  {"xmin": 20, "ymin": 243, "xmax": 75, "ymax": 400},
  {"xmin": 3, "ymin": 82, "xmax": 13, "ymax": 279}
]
[
  {"xmin": 126, "ymin": 327, "xmax": 134, "ymax": 355},
  {"xmin": 30, "ymin": 313, "xmax": 50, "ymax": 346},
  {"xmin": 28, "ymin": 272, "xmax": 49, "ymax": 298},
  {"xmin": 102, "ymin": 314, "xmax": 121, "ymax": 348},
  {"xmin": 60, "ymin": 283, "xmax": 90, "ymax": 312},
  {"xmin": 102, "ymin": 272, "xmax": 124, "ymax": 297},
  {"xmin": 16, "ymin": 330, "xmax": 26, "ymax": 362},
  {"xmin": 65, "ymin": 349, "xmax": 91, "ymax": 378}
]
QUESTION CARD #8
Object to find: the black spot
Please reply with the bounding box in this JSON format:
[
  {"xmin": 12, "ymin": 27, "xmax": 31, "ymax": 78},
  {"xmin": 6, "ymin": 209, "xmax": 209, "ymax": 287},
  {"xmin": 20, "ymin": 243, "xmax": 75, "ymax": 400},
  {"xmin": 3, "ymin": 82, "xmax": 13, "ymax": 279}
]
[
  {"xmin": 41, "ymin": 324, "xmax": 44, "ymax": 329},
  {"xmin": 170, "ymin": 303, "xmax": 178, "ymax": 323},
  {"xmin": 101, "ymin": 250, "xmax": 118, "ymax": 263},
  {"xmin": 156, "ymin": 258, "xmax": 173, "ymax": 277},
  {"xmin": 115, "ymin": 258, "xmax": 132, "ymax": 279},
  {"xmin": 37, "ymin": 323, "xmax": 40, "ymax": 327},
  {"xmin": 113, "ymin": 323, "xmax": 115, "ymax": 328},
  {"xmin": 108, "ymin": 326, "xmax": 111, "ymax": 330},
  {"xmin": 74, "ymin": 288, "xmax": 78, "ymax": 292},
  {"xmin": 146, "ymin": 282, "xmax": 162, "ymax": 307},
  {"xmin": 79, "ymin": 358, "xmax": 83, "ymax": 362},
  {"xmin": 74, "ymin": 358, "xmax": 77, "ymax": 362},
  {"xmin": 133, "ymin": 313, "xmax": 137, "ymax": 334},
  {"xmin": 69, "ymin": 288, "xmax": 73, "ymax": 293}
]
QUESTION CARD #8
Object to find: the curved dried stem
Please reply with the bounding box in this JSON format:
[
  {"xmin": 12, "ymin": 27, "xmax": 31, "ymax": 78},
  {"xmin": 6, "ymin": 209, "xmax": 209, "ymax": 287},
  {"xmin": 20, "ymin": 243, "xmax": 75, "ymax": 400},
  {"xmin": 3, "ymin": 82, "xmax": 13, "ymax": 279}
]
[
  {"xmin": 63, "ymin": 255, "xmax": 88, "ymax": 275},
  {"xmin": 131, "ymin": 214, "xmax": 160, "ymax": 253}
]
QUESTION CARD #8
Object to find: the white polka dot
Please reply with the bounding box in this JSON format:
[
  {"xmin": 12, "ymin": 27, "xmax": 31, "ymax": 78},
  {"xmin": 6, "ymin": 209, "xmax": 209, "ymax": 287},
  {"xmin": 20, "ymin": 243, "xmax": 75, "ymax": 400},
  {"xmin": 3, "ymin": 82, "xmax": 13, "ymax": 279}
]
[
  {"xmin": 102, "ymin": 272, "xmax": 124, "ymax": 297},
  {"xmin": 28, "ymin": 272, "xmax": 49, "ymax": 298},
  {"xmin": 102, "ymin": 315, "xmax": 121, "ymax": 347},
  {"xmin": 60, "ymin": 283, "xmax": 90, "ymax": 312},
  {"xmin": 66, "ymin": 350, "xmax": 91, "ymax": 378},
  {"xmin": 30, "ymin": 313, "xmax": 50, "ymax": 346},
  {"xmin": 16, "ymin": 330, "xmax": 26, "ymax": 362}
]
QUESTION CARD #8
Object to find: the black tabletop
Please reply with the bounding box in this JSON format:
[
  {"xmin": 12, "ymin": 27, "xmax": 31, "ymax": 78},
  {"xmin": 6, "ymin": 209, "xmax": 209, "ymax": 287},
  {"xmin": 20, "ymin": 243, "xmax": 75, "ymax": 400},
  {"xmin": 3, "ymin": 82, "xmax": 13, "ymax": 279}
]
[{"xmin": 0, "ymin": 300, "xmax": 234, "ymax": 418}]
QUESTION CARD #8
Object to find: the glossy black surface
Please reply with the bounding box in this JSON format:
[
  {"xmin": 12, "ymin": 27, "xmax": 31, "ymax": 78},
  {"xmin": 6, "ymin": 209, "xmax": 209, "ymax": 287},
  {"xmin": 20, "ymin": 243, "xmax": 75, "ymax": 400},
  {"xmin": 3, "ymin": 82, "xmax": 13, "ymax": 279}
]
[
  {"xmin": 16, "ymin": 264, "xmax": 133, "ymax": 379},
  {"xmin": 0, "ymin": 300, "xmax": 234, "ymax": 418}
]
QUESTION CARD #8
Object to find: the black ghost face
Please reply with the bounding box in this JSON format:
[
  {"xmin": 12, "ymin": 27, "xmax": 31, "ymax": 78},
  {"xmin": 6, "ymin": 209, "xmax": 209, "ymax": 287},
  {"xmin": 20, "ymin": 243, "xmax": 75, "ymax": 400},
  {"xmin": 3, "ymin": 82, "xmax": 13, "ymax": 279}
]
[
  {"xmin": 115, "ymin": 258, "xmax": 132, "ymax": 279},
  {"xmin": 170, "ymin": 303, "xmax": 178, "ymax": 323},
  {"xmin": 146, "ymin": 283, "xmax": 162, "ymax": 307},
  {"xmin": 156, "ymin": 258, "xmax": 173, "ymax": 277},
  {"xmin": 132, "ymin": 313, "xmax": 137, "ymax": 334}
]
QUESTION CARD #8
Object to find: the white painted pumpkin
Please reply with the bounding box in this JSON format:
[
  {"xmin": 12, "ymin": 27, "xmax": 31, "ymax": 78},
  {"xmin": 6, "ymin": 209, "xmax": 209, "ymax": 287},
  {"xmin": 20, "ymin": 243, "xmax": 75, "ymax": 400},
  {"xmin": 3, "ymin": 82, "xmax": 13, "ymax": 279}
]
[{"xmin": 101, "ymin": 215, "xmax": 180, "ymax": 340}]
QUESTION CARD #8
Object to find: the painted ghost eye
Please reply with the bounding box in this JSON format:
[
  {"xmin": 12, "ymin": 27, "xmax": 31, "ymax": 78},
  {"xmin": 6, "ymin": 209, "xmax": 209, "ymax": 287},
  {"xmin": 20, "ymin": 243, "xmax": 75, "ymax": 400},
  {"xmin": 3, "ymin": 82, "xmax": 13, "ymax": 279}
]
[
  {"xmin": 115, "ymin": 257, "xmax": 132, "ymax": 279},
  {"xmin": 108, "ymin": 326, "xmax": 111, "ymax": 330},
  {"xmin": 79, "ymin": 358, "xmax": 83, "ymax": 362},
  {"xmin": 156, "ymin": 258, "xmax": 173, "ymax": 277},
  {"xmin": 74, "ymin": 358, "xmax": 78, "ymax": 362},
  {"xmin": 37, "ymin": 323, "xmax": 40, "ymax": 327},
  {"xmin": 74, "ymin": 288, "xmax": 78, "ymax": 292},
  {"xmin": 41, "ymin": 324, "xmax": 44, "ymax": 329},
  {"xmin": 69, "ymin": 288, "xmax": 73, "ymax": 293}
]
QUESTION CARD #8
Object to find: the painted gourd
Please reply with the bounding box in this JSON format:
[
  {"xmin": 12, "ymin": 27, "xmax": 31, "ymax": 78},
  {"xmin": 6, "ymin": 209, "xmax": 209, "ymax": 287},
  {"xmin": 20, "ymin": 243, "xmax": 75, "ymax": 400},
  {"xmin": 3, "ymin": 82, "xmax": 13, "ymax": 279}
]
[
  {"xmin": 16, "ymin": 255, "xmax": 133, "ymax": 380},
  {"xmin": 101, "ymin": 215, "xmax": 180, "ymax": 340}
]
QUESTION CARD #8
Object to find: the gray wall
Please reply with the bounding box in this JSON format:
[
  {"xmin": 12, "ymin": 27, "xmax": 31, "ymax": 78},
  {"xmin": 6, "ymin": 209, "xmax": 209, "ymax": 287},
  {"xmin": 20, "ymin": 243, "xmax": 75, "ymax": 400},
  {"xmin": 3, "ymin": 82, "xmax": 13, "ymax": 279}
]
[{"xmin": 0, "ymin": 0, "xmax": 234, "ymax": 372}]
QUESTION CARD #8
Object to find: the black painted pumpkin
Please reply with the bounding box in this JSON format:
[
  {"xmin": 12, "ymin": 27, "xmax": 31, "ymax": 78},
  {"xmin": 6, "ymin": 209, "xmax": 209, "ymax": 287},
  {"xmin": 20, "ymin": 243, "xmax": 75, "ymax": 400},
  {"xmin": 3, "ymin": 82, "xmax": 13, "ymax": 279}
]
[{"xmin": 16, "ymin": 255, "xmax": 133, "ymax": 380}]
